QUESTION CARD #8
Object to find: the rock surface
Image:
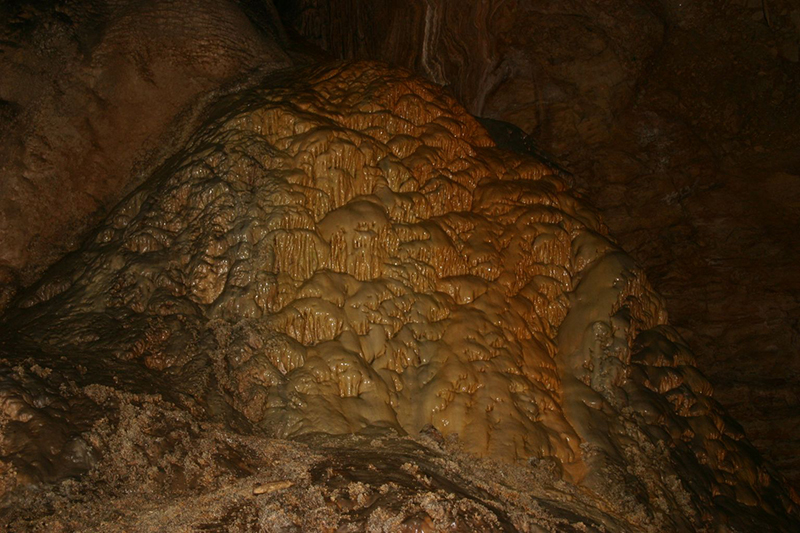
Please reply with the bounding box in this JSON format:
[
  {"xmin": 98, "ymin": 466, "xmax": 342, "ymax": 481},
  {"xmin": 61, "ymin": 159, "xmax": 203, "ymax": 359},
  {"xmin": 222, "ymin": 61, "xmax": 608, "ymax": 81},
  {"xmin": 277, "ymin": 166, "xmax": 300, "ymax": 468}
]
[
  {"xmin": 0, "ymin": 0, "xmax": 291, "ymax": 291},
  {"xmin": 276, "ymin": 0, "xmax": 800, "ymax": 490},
  {"xmin": 1, "ymin": 1, "xmax": 799, "ymax": 530},
  {"xmin": 1, "ymin": 61, "xmax": 798, "ymax": 531}
]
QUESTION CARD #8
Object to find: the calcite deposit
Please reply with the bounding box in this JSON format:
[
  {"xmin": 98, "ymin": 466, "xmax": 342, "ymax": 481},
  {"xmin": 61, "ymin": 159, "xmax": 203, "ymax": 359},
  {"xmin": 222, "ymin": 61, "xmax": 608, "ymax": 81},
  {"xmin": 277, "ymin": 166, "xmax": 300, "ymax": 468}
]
[
  {"xmin": 1, "ymin": 62, "xmax": 797, "ymax": 531},
  {"xmin": 277, "ymin": 0, "xmax": 800, "ymax": 489}
]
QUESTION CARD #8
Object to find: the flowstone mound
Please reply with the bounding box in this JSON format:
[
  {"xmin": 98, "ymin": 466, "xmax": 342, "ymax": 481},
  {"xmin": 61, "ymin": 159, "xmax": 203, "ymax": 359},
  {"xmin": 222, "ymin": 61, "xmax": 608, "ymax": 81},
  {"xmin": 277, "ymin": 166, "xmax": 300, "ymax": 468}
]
[{"xmin": 0, "ymin": 62, "xmax": 797, "ymax": 531}]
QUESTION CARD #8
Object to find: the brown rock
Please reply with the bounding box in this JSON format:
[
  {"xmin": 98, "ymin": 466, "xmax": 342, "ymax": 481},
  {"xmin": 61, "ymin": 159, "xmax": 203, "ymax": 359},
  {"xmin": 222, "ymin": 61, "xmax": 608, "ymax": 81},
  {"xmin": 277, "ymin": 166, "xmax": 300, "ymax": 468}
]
[
  {"xmin": 0, "ymin": 61, "xmax": 797, "ymax": 531},
  {"xmin": 276, "ymin": 0, "xmax": 800, "ymax": 491},
  {"xmin": 0, "ymin": 0, "xmax": 292, "ymax": 285}
]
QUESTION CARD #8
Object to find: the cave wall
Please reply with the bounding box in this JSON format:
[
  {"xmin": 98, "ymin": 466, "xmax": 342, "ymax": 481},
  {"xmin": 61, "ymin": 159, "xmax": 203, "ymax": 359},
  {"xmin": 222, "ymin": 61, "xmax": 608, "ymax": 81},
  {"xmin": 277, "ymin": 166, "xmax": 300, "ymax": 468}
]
[
  {"xmin": 0, "ymin": 0, "xmax": 292, "ymax": 298},
  {"xmin": 276, "ymin": 0, "xmax": 800, "ymax": 489}
]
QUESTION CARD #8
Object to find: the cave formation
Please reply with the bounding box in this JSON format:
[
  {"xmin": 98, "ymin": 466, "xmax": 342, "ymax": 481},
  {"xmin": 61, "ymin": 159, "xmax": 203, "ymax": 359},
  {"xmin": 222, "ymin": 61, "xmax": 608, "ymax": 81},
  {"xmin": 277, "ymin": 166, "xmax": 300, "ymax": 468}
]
[{"xmin": 0, "ymin": 1, "xmax": 799, "ymax": 531}]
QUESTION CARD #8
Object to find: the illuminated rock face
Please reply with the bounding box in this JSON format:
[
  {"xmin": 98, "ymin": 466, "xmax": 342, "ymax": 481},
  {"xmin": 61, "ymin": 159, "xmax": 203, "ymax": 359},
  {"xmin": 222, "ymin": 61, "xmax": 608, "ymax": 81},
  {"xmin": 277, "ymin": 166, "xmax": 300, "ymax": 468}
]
[
  {"xmin": 1, "ymin": 63, "xmax": 798, "ymax": 529},
  {"xmin": 276, "ymin": 0, "xmax": 800, "ymax": 490}
]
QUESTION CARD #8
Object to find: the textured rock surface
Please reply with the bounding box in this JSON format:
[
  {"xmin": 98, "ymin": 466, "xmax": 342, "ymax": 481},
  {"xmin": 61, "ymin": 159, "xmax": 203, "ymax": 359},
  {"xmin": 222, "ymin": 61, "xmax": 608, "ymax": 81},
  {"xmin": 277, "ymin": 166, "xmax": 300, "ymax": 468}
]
[
  {"xmin": 1, "ymin": 62, "xmax": 798, "ymax": 531},
  {"xmin": 0, "ymin": 0, "xmax": 291, "ymax": 293},
  {"xmin": 277, "ymin": 0, "xmax": 800, "ymax": 489}
]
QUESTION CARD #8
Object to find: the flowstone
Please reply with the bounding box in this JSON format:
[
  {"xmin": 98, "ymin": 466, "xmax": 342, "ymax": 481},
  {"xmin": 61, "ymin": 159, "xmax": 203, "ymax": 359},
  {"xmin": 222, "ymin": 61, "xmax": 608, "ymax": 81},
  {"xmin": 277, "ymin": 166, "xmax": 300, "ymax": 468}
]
[{"xmin": 0, "ymin": 62, "xmax": 797, "ymax": 531}]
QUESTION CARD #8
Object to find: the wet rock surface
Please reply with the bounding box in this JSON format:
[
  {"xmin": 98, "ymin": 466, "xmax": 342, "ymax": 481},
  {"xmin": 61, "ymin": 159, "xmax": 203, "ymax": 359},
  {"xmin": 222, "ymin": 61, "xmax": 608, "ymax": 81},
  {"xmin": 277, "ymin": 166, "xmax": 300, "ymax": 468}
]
[
  {"xmin": 276, "ymin": 0, "xmax": 800, "ymax": 490},
  {"xmin": 1, "ymin": 62, "xmax": 798, "ymax": 531}
]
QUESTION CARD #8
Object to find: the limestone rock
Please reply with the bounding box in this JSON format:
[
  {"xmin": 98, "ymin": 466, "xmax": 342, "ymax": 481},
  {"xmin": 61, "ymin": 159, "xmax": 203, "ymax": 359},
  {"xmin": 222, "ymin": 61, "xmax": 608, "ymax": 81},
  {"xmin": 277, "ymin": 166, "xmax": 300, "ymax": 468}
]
[
  {"xmin": 0, "ymin": 0, "xmax": 292, "ymax": 288},
  {"xmin": 277, "ymin": 0, "xmax": 800, "ymax": 491},
  {"xmin": 1, "ymin": 62, "xmax": 797, "ymax": 531}
]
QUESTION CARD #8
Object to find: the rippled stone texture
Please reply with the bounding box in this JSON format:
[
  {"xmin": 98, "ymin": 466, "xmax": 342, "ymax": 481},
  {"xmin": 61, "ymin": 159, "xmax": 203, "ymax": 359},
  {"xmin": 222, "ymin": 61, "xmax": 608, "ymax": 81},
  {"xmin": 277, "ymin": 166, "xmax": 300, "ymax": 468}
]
[
  {"xmin": 1, "ymin": 63, "xmax": 798, "ymax": 530},
  {"xmin": 277, "ymin": 0, "xmax": 800, "ymax": 490}
]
